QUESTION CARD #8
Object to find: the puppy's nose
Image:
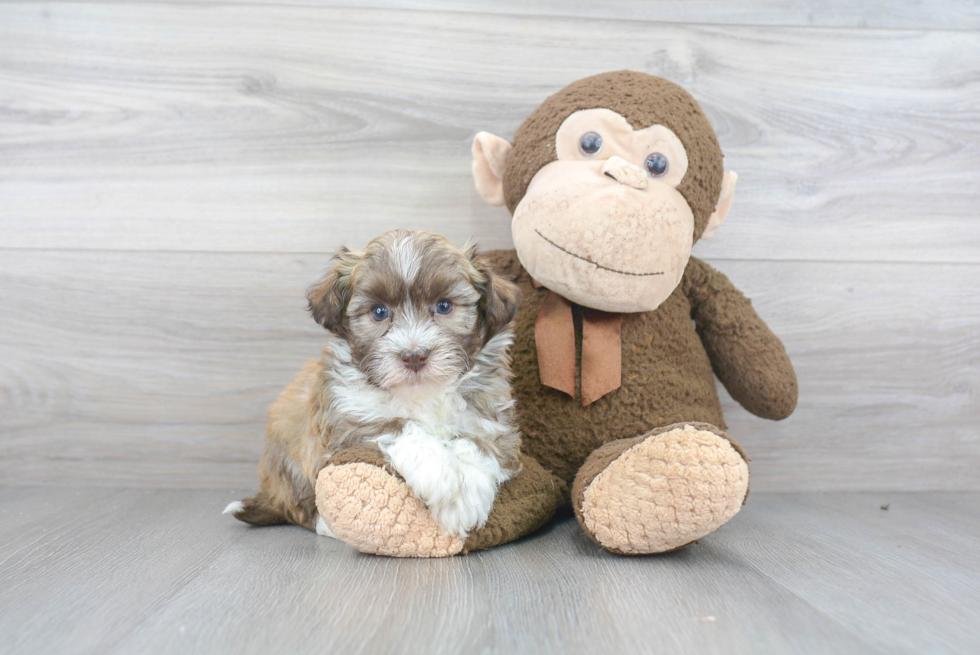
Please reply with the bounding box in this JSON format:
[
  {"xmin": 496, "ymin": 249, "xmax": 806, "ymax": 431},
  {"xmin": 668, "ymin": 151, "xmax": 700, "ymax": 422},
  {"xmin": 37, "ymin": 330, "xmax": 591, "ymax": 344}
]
[
  {"xmin": 602, "ymin": 156, "xmax": 648, "ymax": 190},
  {"xmin": 400, "ymin": 348, "xmax": 430, "ymax": 372}
]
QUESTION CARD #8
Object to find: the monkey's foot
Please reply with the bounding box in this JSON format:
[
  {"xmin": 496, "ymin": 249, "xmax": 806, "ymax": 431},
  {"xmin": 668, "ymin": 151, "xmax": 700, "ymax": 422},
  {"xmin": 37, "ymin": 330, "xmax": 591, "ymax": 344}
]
[
  {"xmin": 315, "ymin": 449, "xmax": 463, "ymax": 558},
  {"xmin": 316, "ymin": 449, "xmax": 567, "ymax": 558},
  {"xmin": 572, "ymin": 423, "xmax": 749, "ymax": 555}
]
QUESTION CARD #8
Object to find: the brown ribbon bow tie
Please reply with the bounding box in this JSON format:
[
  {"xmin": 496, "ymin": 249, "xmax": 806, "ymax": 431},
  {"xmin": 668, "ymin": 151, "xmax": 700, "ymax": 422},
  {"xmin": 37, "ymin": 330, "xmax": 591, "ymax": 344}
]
[{"xmin": 533, "ymin": 286, "xmax": 623, "ymax": 406}]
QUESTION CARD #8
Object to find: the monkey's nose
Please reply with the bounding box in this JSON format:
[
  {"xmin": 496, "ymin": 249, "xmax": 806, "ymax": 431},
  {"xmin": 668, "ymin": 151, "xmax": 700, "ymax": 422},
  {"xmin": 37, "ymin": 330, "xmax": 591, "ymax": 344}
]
[
  {"xmin": 601, "ymin": 156, "xmax": 648, "ymax": 190},
  {"xmin": 400, "ymin": 348, "xmax": 430, "ymax": 373}
]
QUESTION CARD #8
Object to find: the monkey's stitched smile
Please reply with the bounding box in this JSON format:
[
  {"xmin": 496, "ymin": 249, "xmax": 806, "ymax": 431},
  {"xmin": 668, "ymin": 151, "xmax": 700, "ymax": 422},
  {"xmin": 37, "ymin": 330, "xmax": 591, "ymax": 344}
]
[{"xmin": 534, "ymin": 229, "xmax": 664, "ymax": 278}]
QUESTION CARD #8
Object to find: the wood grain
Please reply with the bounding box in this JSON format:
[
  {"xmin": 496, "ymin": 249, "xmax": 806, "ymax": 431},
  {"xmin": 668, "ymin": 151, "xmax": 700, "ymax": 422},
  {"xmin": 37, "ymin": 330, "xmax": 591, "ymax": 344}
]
[
  {"xmin": 0, "ymin": 3, "xmax": 977, "ymax": 494},
  {"xmin": 1, "ymin": 250, "xmax": 976, "ymax": 491},
  {"xmin": 355, "ymin": 0, "xmax": 980, "ymax": 29},
  {"xmin": 0, "ymin": 4, "xmax": 977, "ymax": 262},
  {"xmin": 12, "ymin": 0, "xmax": 978, "ymax": 30},
  {"xmin": 2, "ymin": 489, "xmax": 979, "ymax": 654},
  {"xmin": 727, "ymin": 493, "xmax": 980, "ymax": 653}
]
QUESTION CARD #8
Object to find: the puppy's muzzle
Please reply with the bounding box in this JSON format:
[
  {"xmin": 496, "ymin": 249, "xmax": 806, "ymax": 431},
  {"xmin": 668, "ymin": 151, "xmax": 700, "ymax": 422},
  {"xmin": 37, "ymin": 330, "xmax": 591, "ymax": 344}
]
[{"xmin": 400, "ymin": 348, "xmax": 430, "ymax": 373}]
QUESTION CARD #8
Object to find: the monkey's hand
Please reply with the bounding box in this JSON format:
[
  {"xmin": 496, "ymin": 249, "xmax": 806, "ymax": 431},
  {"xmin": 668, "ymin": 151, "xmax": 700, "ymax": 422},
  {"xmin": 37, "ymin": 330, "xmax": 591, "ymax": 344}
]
[{"xmin": 683, "ymin": 257, "xmax": 798, "ymax": 420}]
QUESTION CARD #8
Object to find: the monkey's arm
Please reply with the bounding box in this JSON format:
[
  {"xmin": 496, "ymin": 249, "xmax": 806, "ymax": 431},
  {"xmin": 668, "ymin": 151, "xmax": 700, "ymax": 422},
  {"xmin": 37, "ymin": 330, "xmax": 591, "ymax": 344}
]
[{"xmin": 682, "ymin": 257, "xmax": 798, "ymax": 420}]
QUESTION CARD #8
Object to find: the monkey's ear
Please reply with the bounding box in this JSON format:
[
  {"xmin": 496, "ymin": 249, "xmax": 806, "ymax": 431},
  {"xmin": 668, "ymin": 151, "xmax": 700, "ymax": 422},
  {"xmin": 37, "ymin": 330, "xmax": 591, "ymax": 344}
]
[
  {"xmin": 702, "ymin": 171, "xmax": 738, "ymax": 240},
  {"xmin": 472, "ymin": 132, "xmax": 512, "ymax": 206},
  {"xmin": 307, "ymin": 247, "xmax": 359, "ymax": 334}
]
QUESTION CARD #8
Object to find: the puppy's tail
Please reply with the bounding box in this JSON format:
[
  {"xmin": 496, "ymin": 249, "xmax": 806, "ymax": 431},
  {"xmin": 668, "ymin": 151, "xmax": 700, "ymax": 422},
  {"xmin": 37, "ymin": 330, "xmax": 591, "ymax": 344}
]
[{"xmin": 223, "ymin": 492, "xmax": 290, "ymax": 527}]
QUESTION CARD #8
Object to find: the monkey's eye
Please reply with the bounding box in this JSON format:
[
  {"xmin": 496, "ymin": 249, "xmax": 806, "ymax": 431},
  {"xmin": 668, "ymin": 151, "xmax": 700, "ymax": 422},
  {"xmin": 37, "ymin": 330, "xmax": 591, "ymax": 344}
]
[
  {"xmin": 371, "ymin": 305, "xmax": 390, "ymax": 322},
  {"xmin": 579, "ymin": 132, "xmax": 603, "ymax": 157},
  {"xmin": 644, "ymin": 152, "xmax": 669, "ymax": 177},
  {"xmin": 434, "ymin": 300, "xmax": 454, "ymax": 315}
]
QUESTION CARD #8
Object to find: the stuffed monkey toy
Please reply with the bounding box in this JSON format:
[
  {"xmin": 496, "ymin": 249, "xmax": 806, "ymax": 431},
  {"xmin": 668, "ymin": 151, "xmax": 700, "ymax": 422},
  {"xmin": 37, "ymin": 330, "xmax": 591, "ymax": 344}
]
[{"xmin": 315, "ymin": 71, "xmax": 797, "ymax": 556}]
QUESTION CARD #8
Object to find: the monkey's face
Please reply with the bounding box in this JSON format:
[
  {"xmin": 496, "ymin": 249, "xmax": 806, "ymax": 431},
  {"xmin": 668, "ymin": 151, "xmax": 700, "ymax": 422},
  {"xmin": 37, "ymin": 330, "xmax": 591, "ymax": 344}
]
[
  {"xmin": 472, "ymin": 72, "xmax": 737, "ymax": 314},
  {"xmin": 510, "ymin": 108, "xmax": 695, "ymax": 312}
]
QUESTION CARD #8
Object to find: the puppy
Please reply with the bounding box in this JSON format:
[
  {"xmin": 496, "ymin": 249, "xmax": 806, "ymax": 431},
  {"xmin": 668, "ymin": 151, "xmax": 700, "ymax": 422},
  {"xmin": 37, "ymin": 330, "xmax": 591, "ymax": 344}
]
[{"xmin": 226, "ymin": 229, "xmax": 522, "ymax": 539}]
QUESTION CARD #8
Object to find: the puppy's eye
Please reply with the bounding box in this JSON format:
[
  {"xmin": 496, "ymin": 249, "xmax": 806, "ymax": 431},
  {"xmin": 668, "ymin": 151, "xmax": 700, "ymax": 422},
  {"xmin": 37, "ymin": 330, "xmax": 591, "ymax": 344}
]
[
  {"xmin": 644, "ymin": 152, "xmax": 669, "ymax": 177},
  {"xmin": 434, "ymin": 300, "xmax": 454, "ymax": 315},
  {"xmin": 579, "ymin": 132, "xmax": 602, "ymax": 157},
  {"xmin": 371, "ymin": 305, "xmax": 390, "ymax": 322}
]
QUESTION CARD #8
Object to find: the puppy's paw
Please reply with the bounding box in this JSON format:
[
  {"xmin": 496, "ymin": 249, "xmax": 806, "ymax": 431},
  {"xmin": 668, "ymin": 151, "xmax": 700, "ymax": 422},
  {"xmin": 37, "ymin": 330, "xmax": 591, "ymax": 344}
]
[
  {"xmin": 428, "ymin": 440, "xmax": 510, "ymax": 538},
  {"xmin": 378, "ymin": 426, "xmax": 512, "ymax": 539},
  {"xmin": 428, "ymin": 496, "xmax": 484, "ymax": 539}
]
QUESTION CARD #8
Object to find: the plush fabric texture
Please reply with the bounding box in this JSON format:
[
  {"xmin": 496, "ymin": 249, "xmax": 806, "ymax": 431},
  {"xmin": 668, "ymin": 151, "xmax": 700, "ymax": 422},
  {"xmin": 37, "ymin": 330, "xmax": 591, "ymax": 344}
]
[
  {"xmin": 482, "ymin": 250, "xmax": 795, "ymax": 486},
  {"xmin": 702, "ymin": 171, "xmax": 738, "ymax": 239},
  {"xmin": 534, "ymin": 290, "xmax": 576, "ymax": 397},
  {"xmin": 315, "ymin": 449, "xmax": 566, "ymax": 557},
  {"xmin": 502, "ymin": 70, "xmax": 724, "ymax": 241},
  {"xmin": 535, "ymin": 290, "xmax": 623, "ymax": 404},
  {"xmin": 571, "ymin": 423, "xmax": 749, "ymax": 554},
  {"xmin": 553, "ymin": 109, "xmax": 690, "ymax": 186},
  {"xmin": 471, "ymin": 131, "xmax": 511, "ymax": 206},
  {"xmin": 461, "ymin": 453, "xmax": 568, "ymax": 553},
  {"xmin": 682, "ymin": 258, "xmax": 798, "ymax": 420},
  {"xmin": 509, "ymin": 156, "xmax": 697, "ymax": 313},
  {"xmin": 317, "ymin": 457, "xmax": 465, "ymax": 558},
  {"xmin": 579, "ymin": 307, "xmax": 623, "ymax": 404}
]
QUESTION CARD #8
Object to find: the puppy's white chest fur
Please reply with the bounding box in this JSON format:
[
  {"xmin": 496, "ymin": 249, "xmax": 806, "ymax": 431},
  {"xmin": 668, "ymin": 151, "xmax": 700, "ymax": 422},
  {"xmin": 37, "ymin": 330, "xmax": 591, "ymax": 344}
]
[
  {"xmin": 391, "ymin": 387, "xmax": 471, "ymax": 439},
  {"xmin": 374, "ymin": 415, "xmax": 510, "ymax": 540},
  {"xmin": 324, "ymin": 337, "xmax": 517, "ymax": 538}
]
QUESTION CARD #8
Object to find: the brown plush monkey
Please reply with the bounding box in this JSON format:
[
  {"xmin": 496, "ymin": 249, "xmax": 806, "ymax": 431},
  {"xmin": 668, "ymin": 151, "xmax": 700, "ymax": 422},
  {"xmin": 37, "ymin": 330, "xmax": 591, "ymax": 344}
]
[{"xmin": 316, "ymin": 71, "xmax": 797, "ymax": 556}]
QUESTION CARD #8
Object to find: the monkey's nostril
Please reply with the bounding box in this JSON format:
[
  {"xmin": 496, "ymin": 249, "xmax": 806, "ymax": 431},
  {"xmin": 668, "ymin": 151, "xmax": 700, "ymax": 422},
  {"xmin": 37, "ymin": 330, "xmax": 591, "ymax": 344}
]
[{"xmin": 604, "ymin": 171, "xmax": 617, "ymax": 181}]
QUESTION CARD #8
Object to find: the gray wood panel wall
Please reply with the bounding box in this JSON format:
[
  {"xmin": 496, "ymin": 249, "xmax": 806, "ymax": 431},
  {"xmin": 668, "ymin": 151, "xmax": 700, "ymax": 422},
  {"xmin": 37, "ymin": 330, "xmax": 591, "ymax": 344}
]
[{"xmin": 1, "ymin": 2, "xmax": 977, "ymax": 491}]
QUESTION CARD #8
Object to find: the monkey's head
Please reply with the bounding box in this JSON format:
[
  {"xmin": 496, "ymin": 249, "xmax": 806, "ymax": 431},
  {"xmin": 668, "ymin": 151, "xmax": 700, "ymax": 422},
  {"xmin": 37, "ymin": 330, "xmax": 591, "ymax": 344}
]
[{"xmin": 472, "ymin": 71, "xmax": 737, "ymax": 313}]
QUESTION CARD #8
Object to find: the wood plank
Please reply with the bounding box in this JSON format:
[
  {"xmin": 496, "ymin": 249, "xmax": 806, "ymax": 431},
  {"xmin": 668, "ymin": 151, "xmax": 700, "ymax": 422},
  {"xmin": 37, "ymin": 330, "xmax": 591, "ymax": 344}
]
[
  {"xmin": 3, "ymin": 489, "xmax": 979, "ymax": 654},
  {"xmin": 116, "ymin": 513, "xmax": 882, "ymax": 655},
  {"xmin": 0, "ymin": 487, "xmax": 121, "ymax": 536},
  {"xmin": 14, "ymin": 0, "xmax": 978, "ymax": 30},
  {"xmin": 0, "ymin": 251, "xmax": 977, "ymax": 491},
  {"xmin": 0, "ymin": 5, "xmax": 977, "ymax": 262},
  {"xmin": 0, "ymin": 487, "xmax": 250, "ymax": 654},
  {"xmin": 0, "ymin": 250, "xmax": 326, "ymax": 489},
  {"xmin": 727, "ymin": 493, "xmax": 980, "ymax": 653},
  {"xmin": 350, "ymin": 0, "xmax": 980, "ymax": 29}
]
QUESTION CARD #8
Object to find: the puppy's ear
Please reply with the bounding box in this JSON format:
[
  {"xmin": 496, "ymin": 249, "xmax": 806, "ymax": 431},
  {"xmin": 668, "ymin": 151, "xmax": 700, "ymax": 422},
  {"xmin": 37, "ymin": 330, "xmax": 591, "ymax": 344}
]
[
  {"xmin": 307, "ymin": 247, "xmax": 361, "ymax": 334},
  {"xmin": 466, "ymin": 244, "xmax": 521, "ymax": 338}
]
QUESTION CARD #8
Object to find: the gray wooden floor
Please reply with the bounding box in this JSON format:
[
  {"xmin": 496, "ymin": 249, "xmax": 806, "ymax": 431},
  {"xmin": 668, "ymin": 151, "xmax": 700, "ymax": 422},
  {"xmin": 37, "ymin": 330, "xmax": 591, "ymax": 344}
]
[{"xmin": 1, "ymin": 488, "xmax": 978, "ymax": 655}]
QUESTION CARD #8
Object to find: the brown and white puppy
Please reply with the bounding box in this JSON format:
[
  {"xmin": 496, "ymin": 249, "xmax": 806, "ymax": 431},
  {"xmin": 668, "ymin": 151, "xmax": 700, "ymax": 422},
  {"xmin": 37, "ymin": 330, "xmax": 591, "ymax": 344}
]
[{"xmin": 225, "ymin": 229, "xmax": 522, "ymax": 539}]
